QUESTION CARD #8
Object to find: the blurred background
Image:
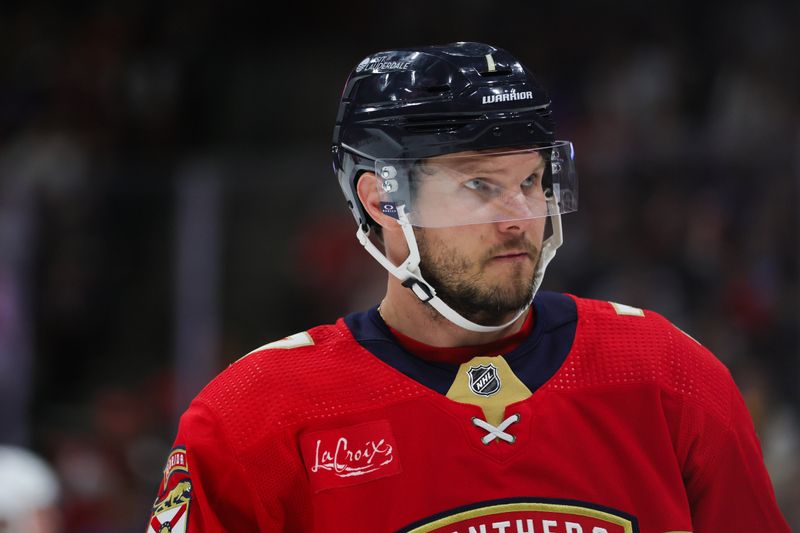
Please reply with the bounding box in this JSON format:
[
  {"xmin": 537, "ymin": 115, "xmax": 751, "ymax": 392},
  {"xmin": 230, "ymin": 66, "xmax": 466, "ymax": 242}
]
[{"xmin": 0, "ymin": 0, "xmax": 797, "ymax": 530}]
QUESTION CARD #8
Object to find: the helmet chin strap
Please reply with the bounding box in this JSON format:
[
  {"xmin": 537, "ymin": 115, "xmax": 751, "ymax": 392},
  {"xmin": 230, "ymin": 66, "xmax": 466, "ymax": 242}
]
[{"xmin": 357, "ymin": 201, "xmax": 563, "ymax": 333}]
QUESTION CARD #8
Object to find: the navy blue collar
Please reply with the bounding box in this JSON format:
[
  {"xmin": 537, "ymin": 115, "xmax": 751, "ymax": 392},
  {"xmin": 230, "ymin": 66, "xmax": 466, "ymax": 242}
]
[{"xmin": 344, "ymin": 291, "xmax": 577, "ymax": 395}]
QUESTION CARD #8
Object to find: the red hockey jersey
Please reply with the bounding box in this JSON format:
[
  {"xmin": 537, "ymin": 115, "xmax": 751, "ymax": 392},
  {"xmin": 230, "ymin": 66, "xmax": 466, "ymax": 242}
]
[{"xmin": 147, "ymin": 293, "xmax": 790, "ymax": 532}]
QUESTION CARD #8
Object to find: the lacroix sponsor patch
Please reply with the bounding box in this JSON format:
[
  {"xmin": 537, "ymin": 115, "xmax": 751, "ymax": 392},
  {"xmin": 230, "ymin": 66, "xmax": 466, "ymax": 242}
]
[
  {"xmin": 299, "ymin": 419, "xmax": 402, "ymax": 492},
  {"xmin": 399, "ymin": 499, "xmax": 638, "ymax": 533}
]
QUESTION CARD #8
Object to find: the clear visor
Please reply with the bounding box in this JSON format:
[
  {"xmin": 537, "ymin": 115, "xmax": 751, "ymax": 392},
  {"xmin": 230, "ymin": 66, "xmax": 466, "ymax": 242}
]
[{"xmin": 372, "ymin": 141, "xmax": 577, "ymax": 228}]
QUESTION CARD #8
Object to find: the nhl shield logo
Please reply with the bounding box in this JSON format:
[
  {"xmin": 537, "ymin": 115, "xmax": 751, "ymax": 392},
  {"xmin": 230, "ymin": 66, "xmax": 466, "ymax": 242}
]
[{"xmin": 467, "ymin": 363, "xmax": 501, "ymax": 396}]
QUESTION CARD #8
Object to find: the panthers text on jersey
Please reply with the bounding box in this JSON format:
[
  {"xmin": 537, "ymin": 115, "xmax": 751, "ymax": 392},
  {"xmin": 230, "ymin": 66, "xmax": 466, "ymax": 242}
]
[{"xmin": 147, "ymin": 292, "xmax": 790, "ymax": 532}]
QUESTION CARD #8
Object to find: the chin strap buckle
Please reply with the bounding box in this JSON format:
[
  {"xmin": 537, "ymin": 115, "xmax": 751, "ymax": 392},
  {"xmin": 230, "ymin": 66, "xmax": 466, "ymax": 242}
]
[{"xmin": 401, "ymin": 278, "xmax": 435, "ymax": 302}]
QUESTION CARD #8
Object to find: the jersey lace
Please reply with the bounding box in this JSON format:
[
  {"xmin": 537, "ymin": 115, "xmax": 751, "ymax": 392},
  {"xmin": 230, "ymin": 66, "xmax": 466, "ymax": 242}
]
[{"xmin": 472, "ymin": 413, "xmax": 521, "ymax": 444}]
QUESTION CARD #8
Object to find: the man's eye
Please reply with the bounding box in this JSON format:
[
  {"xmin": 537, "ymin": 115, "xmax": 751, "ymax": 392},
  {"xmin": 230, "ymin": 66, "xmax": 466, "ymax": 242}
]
[
  {"xmin": 464, "ymin": 178, "xmax": 488, "ymax": 191},
  {"xmin": 521, "ymin": 175, "xmax": 537, "ymax": 188}
]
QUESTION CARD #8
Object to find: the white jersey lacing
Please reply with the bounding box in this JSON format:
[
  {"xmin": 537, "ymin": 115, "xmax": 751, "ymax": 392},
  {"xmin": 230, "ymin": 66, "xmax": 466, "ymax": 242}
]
[{"xmin": 472, "ymin": 413, "xmax": 521, "ymax": 444}]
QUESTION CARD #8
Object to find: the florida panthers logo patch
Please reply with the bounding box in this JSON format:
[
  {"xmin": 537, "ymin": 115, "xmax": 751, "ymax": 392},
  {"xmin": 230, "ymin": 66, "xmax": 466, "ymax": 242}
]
[
  {"xmin": 148, "ymin": 446, "xmax": 192, "ymax": 533},
  {"xmin": 398, "ymin": 498, "xmax": 639, "ymax": 533},
  {"xmin": 467, "ymin": 363, "xmax": 501, "ymax": 396}
]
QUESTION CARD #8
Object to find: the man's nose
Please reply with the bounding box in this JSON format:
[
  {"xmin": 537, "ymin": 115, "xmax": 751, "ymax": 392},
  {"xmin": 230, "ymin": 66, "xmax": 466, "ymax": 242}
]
[{"xmin": 497, "ymin": 190, "xmax": 544, "ymax": 219}]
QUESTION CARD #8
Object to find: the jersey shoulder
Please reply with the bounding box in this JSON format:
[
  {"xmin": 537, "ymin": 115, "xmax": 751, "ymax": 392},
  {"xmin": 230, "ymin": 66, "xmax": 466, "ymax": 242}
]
[
  {"xmin": 549, "ymin": 295, "xmax": 734, "ymax": 422},
  {"xmin": 191, "ymin": 319, "xmax": 426, "ymax": 444}
]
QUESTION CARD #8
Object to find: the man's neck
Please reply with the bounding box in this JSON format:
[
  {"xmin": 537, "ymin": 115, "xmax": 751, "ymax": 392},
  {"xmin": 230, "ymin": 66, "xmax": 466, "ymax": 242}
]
[{"xmin": 379, "ymin": 278, "xmax": 530, "ymax": 347}]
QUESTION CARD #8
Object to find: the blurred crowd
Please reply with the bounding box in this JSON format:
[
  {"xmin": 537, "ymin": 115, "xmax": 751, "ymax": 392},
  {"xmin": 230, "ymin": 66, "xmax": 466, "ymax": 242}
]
[{"xmin": 0, "ymin": 1, "xmax": 797, "ymax": 531}]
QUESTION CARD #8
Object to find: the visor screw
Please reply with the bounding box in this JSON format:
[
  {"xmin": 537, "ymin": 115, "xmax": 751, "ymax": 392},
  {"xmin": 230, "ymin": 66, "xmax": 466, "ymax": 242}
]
[
  {"xmin": 380, "ymin": 165, "xmax": 397, "ymax": 180},
  {"xmin": 492, "ymin": 126, "xmax": 502, "ymax": 136}
]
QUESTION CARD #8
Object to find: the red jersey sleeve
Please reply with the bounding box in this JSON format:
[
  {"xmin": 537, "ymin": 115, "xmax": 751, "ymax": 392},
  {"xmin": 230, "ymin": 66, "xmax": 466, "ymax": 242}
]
[
  {"xmin": 676, "ymin": 366, "xmax": 790, "ymax": 532},
  {"xmin": 147, "ymin": 400, "xmax": 287, "ymax": 532},
  {"xmin": 564, "ymin": 297, "xmax": 790, "ymax": 530},
  {"xmin": 147, "ymin": 400, "xmax": 310, "ymax": 533}
]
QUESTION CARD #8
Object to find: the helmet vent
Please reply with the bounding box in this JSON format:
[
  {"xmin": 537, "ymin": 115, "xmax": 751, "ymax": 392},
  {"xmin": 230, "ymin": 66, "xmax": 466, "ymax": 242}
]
[
  {"xmin": 478, "ymin": 69, "xmax": 513, "ymax": 77},
  {"xmin": 424, "ymin": 85, "xmax": 451, "ymax": 94},
  {"xmin": 403, "ymin": 114, "xmax": 483, "ymax": 133}
]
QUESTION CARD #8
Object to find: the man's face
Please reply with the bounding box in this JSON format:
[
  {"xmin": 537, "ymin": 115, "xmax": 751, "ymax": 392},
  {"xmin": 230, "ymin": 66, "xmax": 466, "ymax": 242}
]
[{"xmin": 411, "ymin": 150, "xmax": 548, "ymax": 325}]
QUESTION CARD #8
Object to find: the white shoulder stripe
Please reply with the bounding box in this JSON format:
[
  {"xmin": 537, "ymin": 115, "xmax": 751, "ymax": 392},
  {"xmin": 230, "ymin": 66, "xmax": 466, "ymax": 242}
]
[
  {"xmin": 254, "ymin": 331, "xmax": 314, "ymax": 351},
  {"xmin": 609, "ymin": 301, "xmax": 645, "ymax": 317},
  {"xmin": 236, "ymin": 332, "xmax": 314, "ymax": 363}
]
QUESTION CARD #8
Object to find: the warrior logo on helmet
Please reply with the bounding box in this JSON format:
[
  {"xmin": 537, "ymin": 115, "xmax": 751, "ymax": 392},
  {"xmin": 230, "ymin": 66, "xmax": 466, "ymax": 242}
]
[{"xmin": 481, "ymin": 88, "xmax": 534, "ymax": 105}]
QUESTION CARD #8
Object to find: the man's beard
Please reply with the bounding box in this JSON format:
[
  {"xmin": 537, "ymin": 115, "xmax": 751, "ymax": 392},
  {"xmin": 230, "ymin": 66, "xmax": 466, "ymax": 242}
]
[{"xmin": 415, "ymin": 229, "xmax": 539, "ymax": 326}]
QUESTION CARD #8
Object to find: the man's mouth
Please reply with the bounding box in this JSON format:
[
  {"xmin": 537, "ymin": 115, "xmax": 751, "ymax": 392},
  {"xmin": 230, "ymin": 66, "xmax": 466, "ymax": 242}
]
[{"xmin": 491, "ymin": 251, "xmax": 532, "ymax": 261}]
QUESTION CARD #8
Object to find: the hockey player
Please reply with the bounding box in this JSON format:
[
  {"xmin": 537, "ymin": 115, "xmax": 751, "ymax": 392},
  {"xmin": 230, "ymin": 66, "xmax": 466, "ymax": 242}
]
[{"xmin": 147, "ymin": 42, "xmax": 790, "ymax": 532}]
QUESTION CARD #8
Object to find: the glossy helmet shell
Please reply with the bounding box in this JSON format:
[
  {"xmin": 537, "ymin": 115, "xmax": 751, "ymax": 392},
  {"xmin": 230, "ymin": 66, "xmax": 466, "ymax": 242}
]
[{"xmin": 332, "ymin": 41, "xmax": 555, "ymax": 229}]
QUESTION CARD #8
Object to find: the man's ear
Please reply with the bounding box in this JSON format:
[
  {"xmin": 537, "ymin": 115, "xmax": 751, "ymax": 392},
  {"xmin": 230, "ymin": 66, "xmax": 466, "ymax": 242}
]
[{"xmin": 356, "ymin": 172, "xmax": 400, "ymax": 231}]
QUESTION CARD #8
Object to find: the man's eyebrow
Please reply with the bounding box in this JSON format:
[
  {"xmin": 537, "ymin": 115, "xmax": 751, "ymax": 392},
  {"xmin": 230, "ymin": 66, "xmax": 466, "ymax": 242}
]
[{"xmin": 444, "ymin": 158, "xmax": 546, "ymax": 176}]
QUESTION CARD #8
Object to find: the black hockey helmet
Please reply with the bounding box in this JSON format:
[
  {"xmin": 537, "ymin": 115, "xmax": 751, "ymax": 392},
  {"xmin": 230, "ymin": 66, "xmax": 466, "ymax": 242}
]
[{"xmin": 332, "ymin": 42, "xmax": 558, "ymax": 230}]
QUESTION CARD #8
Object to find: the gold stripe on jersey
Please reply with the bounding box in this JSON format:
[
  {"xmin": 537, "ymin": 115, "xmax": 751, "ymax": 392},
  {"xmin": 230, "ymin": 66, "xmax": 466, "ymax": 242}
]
[
  {"xmin": 446, "ymin": 355, "xmax": 532, "ymax": 426},
  {"xmin": 405, "ymin": 501, "xmax": 634, "ymax": 532}
]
